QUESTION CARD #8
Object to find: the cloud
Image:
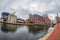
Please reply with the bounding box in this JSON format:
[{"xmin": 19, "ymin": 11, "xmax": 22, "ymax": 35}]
[
  {"xmin": 0, "ymin": 0, "xmax": 60, "ymax": 19},
  {"xmin": 10, "ymin": 0, "xmax": 58, "ymax": 12}
]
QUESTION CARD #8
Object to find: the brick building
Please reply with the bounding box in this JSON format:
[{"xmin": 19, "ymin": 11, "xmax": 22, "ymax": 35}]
[
  {"xmin": 56, "ymin": 13, "xmax": 60, "ymax": 23},
  {"xmin": 32, "ymin": 14, "xmax": 44, "ymax": 24},
  {"xmin": 29, "ymin": 14, "xmax": 51, "ymax": 24},
  {"xmin": 44, "ymin": 16, "xmax": 51, "ymax": 24},
  {"xmin": 26, "ymin": 18, "xmax": 30, "ymax": 23}
]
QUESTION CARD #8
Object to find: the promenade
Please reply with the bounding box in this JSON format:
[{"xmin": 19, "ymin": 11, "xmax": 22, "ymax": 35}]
[{"xmin": 39, "ymin": 23, "xmax": 60, "ymax": 40}]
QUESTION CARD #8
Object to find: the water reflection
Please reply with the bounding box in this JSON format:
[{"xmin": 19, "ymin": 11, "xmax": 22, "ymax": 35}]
[
  {"xmin": 28, "ymin": 25, "xmax": 48, "ymax": 34},
  {"xmin": 0, "ymin": 23, "xmax": 49, "ymax": 40},
  {"xmin": 1, "ymin": 23, "xmax": 17, "ymax": 33}
]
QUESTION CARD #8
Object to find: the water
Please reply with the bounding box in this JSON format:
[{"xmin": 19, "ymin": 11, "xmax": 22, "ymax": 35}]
[{"xmin": 0, "ymin": 23, "xmax": 49, "ymax": 40}]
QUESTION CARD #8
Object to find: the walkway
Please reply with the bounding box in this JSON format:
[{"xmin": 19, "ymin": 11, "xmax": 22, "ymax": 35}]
[{"xmin": 39, "ymin": 23, "xmax": 60, "ymax": 40}]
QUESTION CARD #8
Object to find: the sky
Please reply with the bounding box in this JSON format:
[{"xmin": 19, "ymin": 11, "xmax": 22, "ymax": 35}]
[{"xmin": 0, "ymin": 0, "xmax": 60, "ymax": 20}]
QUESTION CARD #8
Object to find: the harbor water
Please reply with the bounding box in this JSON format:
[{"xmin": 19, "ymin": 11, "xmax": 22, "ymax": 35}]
[{"xmin": 0, "ymin": 23, "xmax": 50, "ymax": 40}]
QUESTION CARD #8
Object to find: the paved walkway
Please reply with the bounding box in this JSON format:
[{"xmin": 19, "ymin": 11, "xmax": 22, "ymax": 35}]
[{"xmin": 39, "ymin": 23, "xmax": 60, "ymax": 40}]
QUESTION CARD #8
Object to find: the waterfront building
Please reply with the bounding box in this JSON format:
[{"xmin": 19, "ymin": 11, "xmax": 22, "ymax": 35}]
[
  {"xmin": 44, "ymin": 17, "xmax": 51, "ymax": 24},
  {"xmin": 32, "ymin": 14, "xmax": 44, "ymax": 24},
  {"xmin": 8, "ymin": 14, "xmax": 17, "ymax": 23},
  {"xmin": 1, "ymin": 12, "xmax": 10, "ymax": 21},
  {"xmin": 56, "ymin": 17, "xmax": 60, "ymax": 23},
  {"xmin": 26, "ymin": 18, "xmax": 30, "ymax": 23},
  {"xmin": 44, "ymin": 14, "xmax": 51, "ymax": 24},
  {"xmin": 29, "ymin": 14, "xmax": 33, "ymax": 23},
  {"xmin": 29, "ymin": 14, "xmax": 51, "ymax": 24},
  {"xmin": 56, "ymin": 13, "xmax": 60, "ymax": 23},
  {"xmin": 0, "ymin": 18, "xmax": 3, "ymax": 22}
]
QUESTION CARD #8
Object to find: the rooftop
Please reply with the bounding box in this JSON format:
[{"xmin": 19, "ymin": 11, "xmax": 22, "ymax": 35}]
[
  {"xmin": 2, "ymin": 12, "xmax": 10, "ymax": 16},
  {"xmin": 33, "ymin": 14, "xmax": 44, "ymax": 19}
]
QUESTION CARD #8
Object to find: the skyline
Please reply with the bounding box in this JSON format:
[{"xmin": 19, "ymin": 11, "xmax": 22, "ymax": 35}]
[{"xmin": 0, "ymin": 0, "xmax": 60, "ymax": 20}]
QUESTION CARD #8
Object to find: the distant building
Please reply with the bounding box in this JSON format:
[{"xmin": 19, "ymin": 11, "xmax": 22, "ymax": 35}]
[
  {"xmin": 8, "ymin": 14, "xmax": 17, "ymax": 23},
  {"xmin": 1, "ymin": 12, "xmax": 10, "ymax": 21},
  {"xmin": 32, "ymin": 14, "xmax": 44, "ymax": 24},
  {"xmin": 56, "ymin": 13, "xmax": 60, "ymax": 23},
  {"xmin": 44, "ymin": 17, "xmax": 51, "ymax": 24},
  {"xmin": 43, "ymin": 14, "xmax": 51, "ymax": 24},
  {"xmin": 26, "ymin": 18, "xmax": 30, "ymax": 23},
  {"xmin": 17, "ymin": 19, "xmax": 25, "ymax": 23},
  {"xmin": 0, "ymin": 18, "xmax": 3, "ymax": 22},
  {"xmin": 29, "ymin": 14, "xmax": 51, "ymax": 24},
  {"xmin": 56, "ymin": 17, "xmax": 60, "ymax": 23},
  {"xmin": 29, "ymin": 14, "xmax": 33, "ymax": 23}
]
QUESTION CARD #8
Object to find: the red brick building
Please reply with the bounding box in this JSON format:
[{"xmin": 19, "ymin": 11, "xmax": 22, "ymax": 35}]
[
  {"xmin": 32, "ymin": 14, "xmax": 44, "ymax": 24},
  {"xmin": 26, "ymin": 18, "xmax": 30, "ymax": 23},
  {"xmin": 56, "ymin": 16, "xmax": 60, "ymax": 23},
  {"xmin": 55, "ymin": 13, "xmax": 60, "ymax": 23},
  {"xmin": 29, "ymin": 14, "xmax": 51, "ymax": 24},
  {"xmin": 44, "ymin": 17, "xmax": 51, "ymax": 24}
]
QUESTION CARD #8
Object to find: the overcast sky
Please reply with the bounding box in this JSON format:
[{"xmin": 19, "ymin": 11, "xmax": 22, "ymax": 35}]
[{"xmin": 0, "ymin": 0, "xmax": 60, "ymax": 20}]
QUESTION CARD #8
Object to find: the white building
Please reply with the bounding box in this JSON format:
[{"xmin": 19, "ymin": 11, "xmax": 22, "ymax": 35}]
[
  {"xmin": 8, "ymin": 14, "xmax": 17, "ymax": 23},
  {"xmin": 0, "ymin": 18, "xmax": 3, "ymax": 22}
]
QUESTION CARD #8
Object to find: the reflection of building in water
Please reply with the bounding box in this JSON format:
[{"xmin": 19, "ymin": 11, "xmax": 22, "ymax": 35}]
[
  {"xmin": 7, "ymin": 24, "xmax": 17, "ymax": 32},
  {"xmin": 1, "ymin": 23, "xmax": 8, "ymax": 32},
  {"xmin": 1, "ymin": 23, "xmax": 17, "ymax": 33},
  {"xmin": 28, "ymin": 25, "xmax": 48, "ymax": 34},
  {"xmin": 8, "ymin": 14, "xmax": 17, "ymax": 23}
]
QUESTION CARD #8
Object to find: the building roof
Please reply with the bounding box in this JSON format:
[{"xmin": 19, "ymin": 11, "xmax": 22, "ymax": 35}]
[
  {"xmin": 2, "ymin": 12, "xmax": 10, "ymax": 16},
  {"xmin": 33, "ymin": 14, "xmax": 44, "ymax": 19},
  {"xmin": 9, "ymin": 14, "xmax": 17, "ymax": 17}
]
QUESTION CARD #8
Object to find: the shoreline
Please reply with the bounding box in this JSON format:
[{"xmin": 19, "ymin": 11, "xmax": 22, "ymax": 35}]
[
  {"xmin": 0, "ymin": 21, "xmax": 25, "ymax": 25},
  {"xmin": 0, "ymin": 21, "xmax": 50, "ymax": 26}
]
